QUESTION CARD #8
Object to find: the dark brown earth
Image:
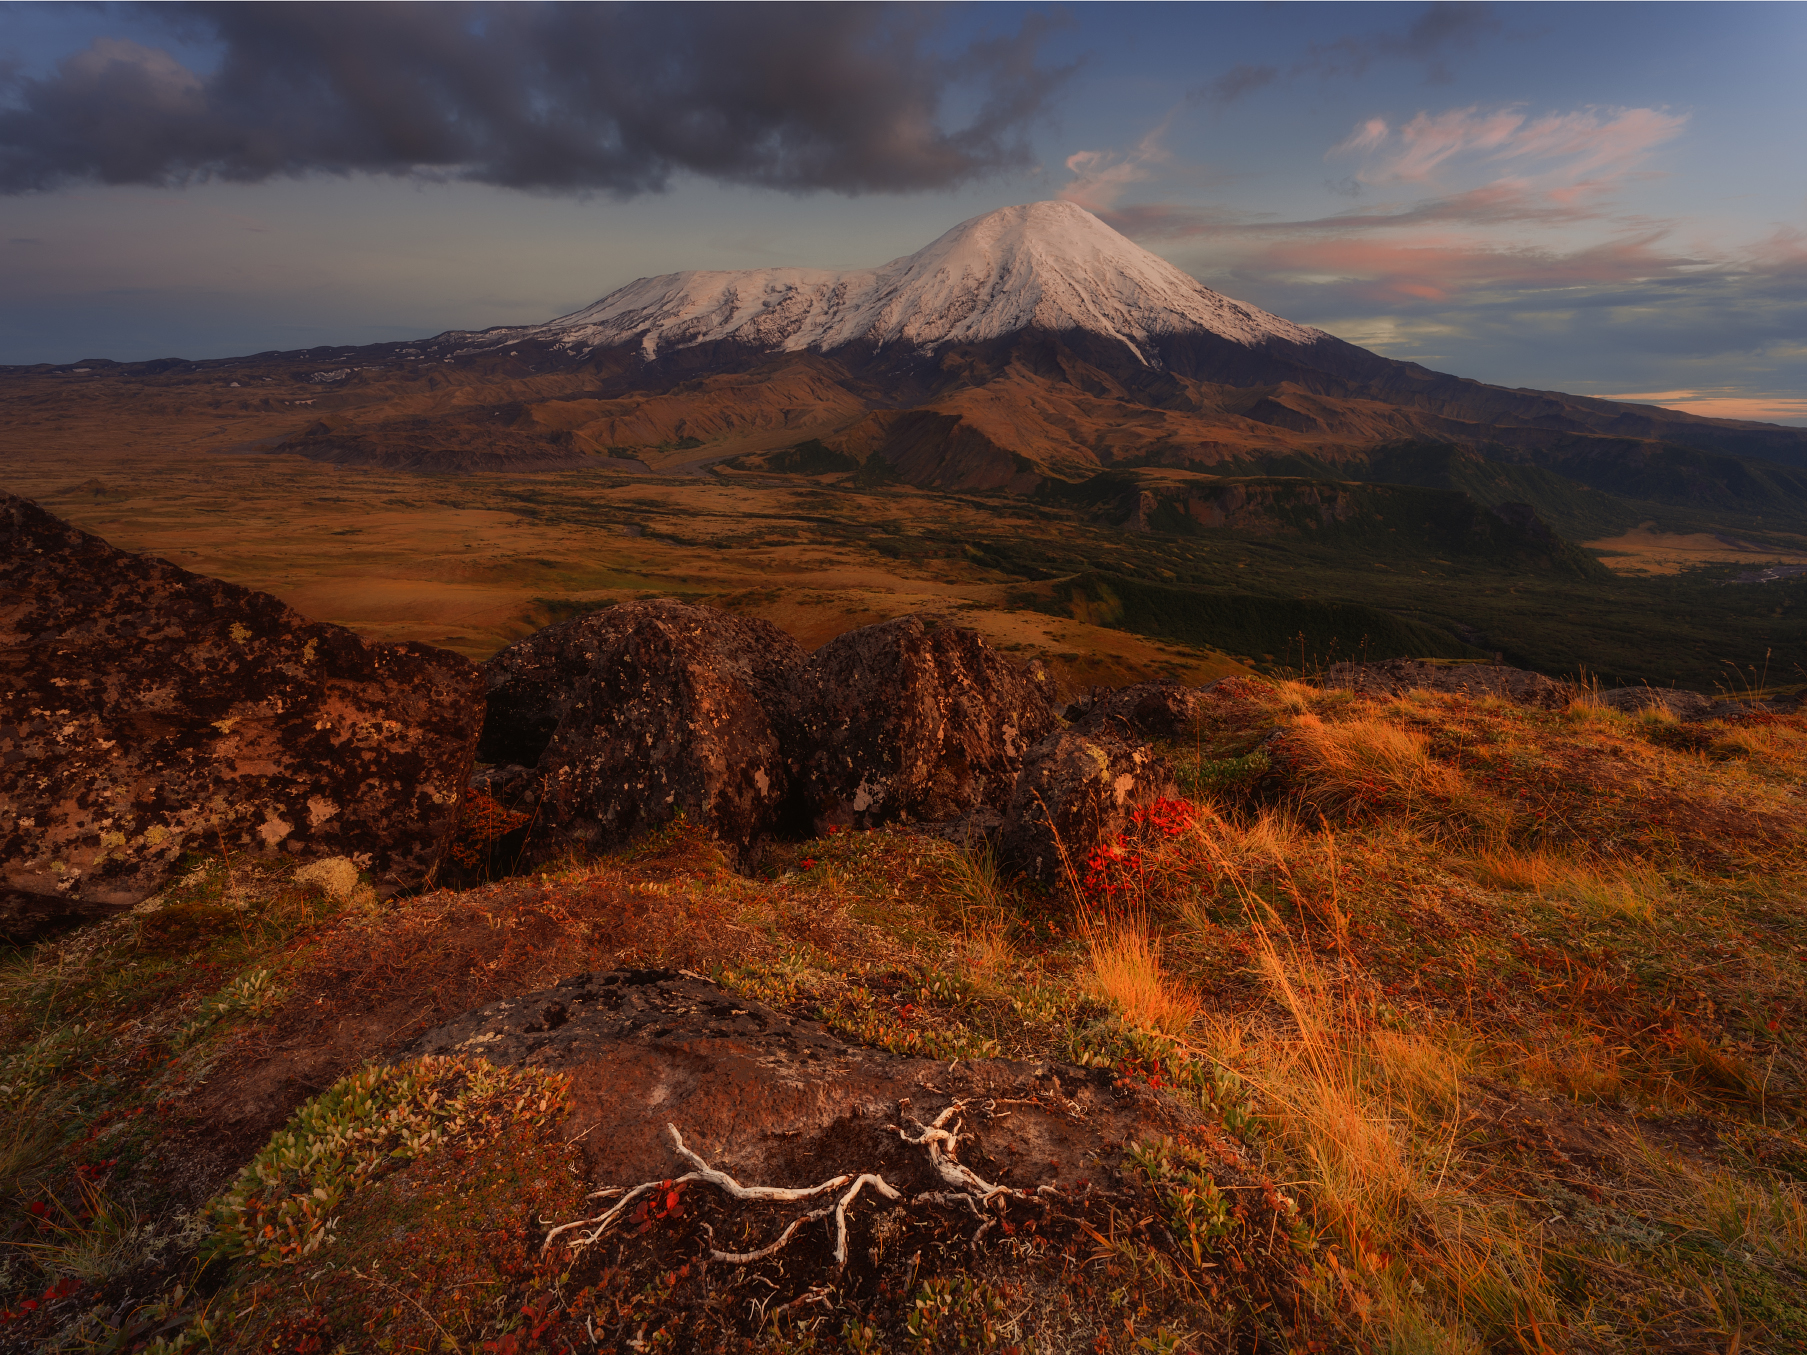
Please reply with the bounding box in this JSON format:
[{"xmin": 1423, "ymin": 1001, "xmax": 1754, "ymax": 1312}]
[{"xmin": 0, "ymin": 493, "xmax": 483, "ymax": 939}]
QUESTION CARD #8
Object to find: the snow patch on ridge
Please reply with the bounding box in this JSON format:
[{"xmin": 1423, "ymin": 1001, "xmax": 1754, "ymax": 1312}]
[{"xmin": 503, "ymin": 202, "xmax": 1325, "ymax": 365}]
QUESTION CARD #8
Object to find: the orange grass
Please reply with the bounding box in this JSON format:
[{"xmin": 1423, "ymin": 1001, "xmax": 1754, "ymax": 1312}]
[{"xmin": 1082, "ymin": 915, "xmax": 1200, "ymax": 1035}]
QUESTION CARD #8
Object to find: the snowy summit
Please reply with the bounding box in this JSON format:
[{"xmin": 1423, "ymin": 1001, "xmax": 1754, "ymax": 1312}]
[{"xmin": 507, "ymin": 201, "xmax": 1325, "ymax": 365}]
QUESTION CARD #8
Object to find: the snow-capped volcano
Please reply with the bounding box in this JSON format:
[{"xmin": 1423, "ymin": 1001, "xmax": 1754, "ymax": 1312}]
[{"xmin": 509, "ymin": 201, "xmax": 1324, "ymax": 365}]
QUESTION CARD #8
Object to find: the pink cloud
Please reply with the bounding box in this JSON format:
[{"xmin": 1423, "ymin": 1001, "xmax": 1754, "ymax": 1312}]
[
  {"xmin": 1332, "ymin": 104, "xmax": 1688, "ymax": 183},
  {"xmin": 1602, "ymin": 391, "xmax": 1807, "ymax": 425},
  {"xmin": 1333, "ymin": 117, "xmax": 1391, "ymax": 155},
  {"xmin": 1248, "ymin": 231, "xmax": 1693, "ymax": 303},
  {"xmin": 1060, "ymin": 119, "xmax": 1174, "ymax": 210},
  {"xmin": 1096, "ymin": 179, "xmax": 1614, "ymax": 245}
]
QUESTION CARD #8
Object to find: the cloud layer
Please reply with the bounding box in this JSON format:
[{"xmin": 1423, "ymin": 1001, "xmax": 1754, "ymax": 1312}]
[
  {"xmin": 1331, "ymin": 104, "xmax": 1687, "ymax": 182},
  {"xmin": 0, "ymin": 3, "xmax": 1073, "ymax": 196}
]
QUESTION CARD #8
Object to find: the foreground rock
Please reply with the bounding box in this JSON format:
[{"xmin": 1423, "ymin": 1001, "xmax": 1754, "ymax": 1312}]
[
  {"xmin": 0, "ymin": 494, "xmax": 482, "ymax": 938},
  {"xmin": 790, "ymin": 617, "xmax": 1058, "ymax": 831},
  {"xmin": 403, "ymin": 968, "xmax": 1295, "ymax": 1344},
  {"xmin": 998, "ymin": 731, "xmax": 1179, "ymax": 884},
  {"xmin": 1067, "ymin": 680, "xmax": 1207, "ymax": 740},
  {"xmin": 527, "ymin": 602, "xmax": 806, "ymax": 865},
  {"xmin": 413, "ymin": 967, "xmax": 1201, "ymax": 1207},
  {"xmin": 1322, "ymin": 658, "xmax": 1574, "ymax": 709},
  {"xmin": 481, "ymin": 600, "xmax": 802, "ymax": 768}
]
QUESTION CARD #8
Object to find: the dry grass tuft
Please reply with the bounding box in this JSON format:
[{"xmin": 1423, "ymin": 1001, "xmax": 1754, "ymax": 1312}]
[
  {"xmin": 1521, "ymin": 1034, "xmax": 1629, "ymax": 1103},
  {"xmin": 1083, "ymin": 916, "xmax": 1199, "ymax": 1035},
  {"xmin": 1468, "ymin": 843, "xmax": 1564, "ymax": 892},
  {"xmin": 1278, "ymin": 710, "xmax": 1501, "ymax": 837}
]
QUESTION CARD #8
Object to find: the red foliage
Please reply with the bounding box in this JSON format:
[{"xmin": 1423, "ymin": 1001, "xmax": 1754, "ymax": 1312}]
[
  {"xmin": 1081, "ymin": 797, "xmax": 1201, "ymax": 905},
  {"xmin": 449, "ymin": 790, "xmax": 532, "ymax": 868}
]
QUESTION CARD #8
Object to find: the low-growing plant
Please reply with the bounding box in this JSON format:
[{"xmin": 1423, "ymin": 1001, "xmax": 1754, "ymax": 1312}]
[
  {"xmin": 1128, "ymin": 1137, "xmax": 1238, "ymax": 1265},
  {"xmin": 208, "ymin": 1055, "xmax": 567, "ymax": 1267},
  {"xmin": 173, "ymin": 967, "xmax": 282, "ymax": 1047}
]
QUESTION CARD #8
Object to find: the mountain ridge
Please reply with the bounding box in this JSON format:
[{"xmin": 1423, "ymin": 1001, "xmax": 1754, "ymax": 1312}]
[{"xmin": 464, "ymin": 201, "xmax": 1327, "ymax": 364}]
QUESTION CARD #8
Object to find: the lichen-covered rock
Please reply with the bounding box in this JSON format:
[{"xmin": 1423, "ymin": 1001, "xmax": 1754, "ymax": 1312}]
[
  {"xmin": 997, "ymin": 731, "xmax": 1178, "ymax": 885},
  {"xmin": 1067, "ymin": 681, "xmax": 1205, "ymax": 740},
  {"xmin": 527, "ymin": 602, "xmax": 806, "ymax": 864},
  {"xmin": 480, "ymin": 600, "xmax": 804, "ymax": 770},
  {"xmin": 789, "ymin": 617, "xmax": 1058, "ymax": 831},
  {"xmin": 478, "ymin": 608, "xmax": 645, "ymax": 767},
  {"xmin": 1322, "ymin": 659, "xmax": 1573, "ymax": 709},
  {"xmin": 0, "ymin": 493, "xmax": 483, "ymax": 937}
]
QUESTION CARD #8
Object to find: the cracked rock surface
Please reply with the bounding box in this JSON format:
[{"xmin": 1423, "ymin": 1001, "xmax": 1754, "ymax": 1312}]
[
  {"xmin": 412, "ymin": 969, "xmax": 1200, "ymax": 1195},
  {"xmin": 997, "ymin": 731, "xmax": 1178, "ymax": 885},
  {"xmin": 789, "ymin": 616, "xmax": 1058, "ymax": 833},
  {"xmin": 524, "ymin": 602, "xmax": 806, "ymax": 867}
]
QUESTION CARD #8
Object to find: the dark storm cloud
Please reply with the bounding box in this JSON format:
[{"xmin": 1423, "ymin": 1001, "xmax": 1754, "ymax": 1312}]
[
  {"xmin": 0, "ymin": 2, "xmax": 1074, "ymax": 195},
  {"xmin": 1189, "ymin": 63, "xmax": 1278, "ymax": 110},
  {"xmin": 1189, "ymin": 3, "xmax": 1502, "ymax": 109},
  {"xmin": 1301, "ymin": 2, "xmax": 1503, "ymax": 84}
]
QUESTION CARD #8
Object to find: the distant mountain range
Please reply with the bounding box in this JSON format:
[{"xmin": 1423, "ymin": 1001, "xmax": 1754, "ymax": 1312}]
[
  {"xmin": 424, "ymin": 199, "xmax": 1807, "ymax": 494},
  {"xmin": 19, "ymin": 201, "xmax": 1807, "ymax": 540}
]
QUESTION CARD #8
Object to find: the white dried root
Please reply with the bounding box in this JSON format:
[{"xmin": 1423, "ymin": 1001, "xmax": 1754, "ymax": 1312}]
[
  {"xmin": 892, "ymin": 1099, "xmax": 1059, "ymax": 1207},
  {"xmin": 546, "ymin": 1103, "xmax": 1051, "ymax": 1270},
  {"xmin": 543, "ymin": 1123, "xmax": 898, "ymax": 1267},
  {"xmin": 891, "ymin": 1099, "xmax": 1059, "ymax": 1245}
]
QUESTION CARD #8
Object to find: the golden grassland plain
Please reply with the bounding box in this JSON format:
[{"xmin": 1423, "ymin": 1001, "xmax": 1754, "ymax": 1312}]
[
  {"xmin": 1582, "ymin": 521, "xmax": 1807, "ymax": 577},
  {"xmin": 5, "ymin": 679, "xmax": 1806, "ymax": 1351},
  {"xmin": 2, "ymin": 365, "xmax": 1249, "ymax": 690}
]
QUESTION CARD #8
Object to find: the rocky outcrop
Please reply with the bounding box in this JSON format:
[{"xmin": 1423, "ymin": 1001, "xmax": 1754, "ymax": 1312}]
[
  {"xmin": 0, "ymin": 494, "xmax": 482, "ymax": 938},
  {"xmin": 997, "ymin": 731, "xmax": 1178, "ymax": 885},
  {"xmin": 789, "ymin": 617, "xmax": 1058, "ymax": 831},
  {"xmin": 527, "ymin": 602, "xmax": 806, "ymax": 865},
  {"xmin": 412, "ymin": 967, "xmax": 1198, "ymax": 1206},
  {"xmin": 1322, "ymin": 659, "xmax": 1574, "ymax": 709},
  {"xmin": 480, "ymin": 606, "xmax": 658, "ymax": 768},
  {"xmin": 1067, "ymin": 681, "xmax": 1205, "ymax": 740}
]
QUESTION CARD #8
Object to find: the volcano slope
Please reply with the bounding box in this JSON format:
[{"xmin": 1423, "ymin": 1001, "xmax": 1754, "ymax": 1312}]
[{"xmin": 4, "ymin": 675, "xmax": 1805, "ymax": 1352}]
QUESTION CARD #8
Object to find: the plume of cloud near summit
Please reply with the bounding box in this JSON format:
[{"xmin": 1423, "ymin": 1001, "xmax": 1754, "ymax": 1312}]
[{"xmin": 0, "ymin": 2, "xmax": 1075, "ymax": 196}]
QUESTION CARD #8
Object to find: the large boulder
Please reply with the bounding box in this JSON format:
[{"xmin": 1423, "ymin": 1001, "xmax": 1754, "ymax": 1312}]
[
  {"xmin": 997, "ymin": 731, "xmax": 1179, "ymax": 885},
  {"xmin": 0, "ymin": 494, "xmax": 483, "ymax": 938},
  {"xmin": 527, "ymin": 601, "xmax": 806, "ymax": 864},
  {"xmin": 1067, "ymin": 681, "xmax": 1206, "ymax": 740},
  {"xmin": 480, "ymin": 607, "xmax": 651, "ymax": 767},
  {"xmin": 789, "ymin": 617, "xmax": 1058, "ymax": 830},
  {"xmin": 1322, "ymin": 659, "xmax": 1573, "ymax": 710}
]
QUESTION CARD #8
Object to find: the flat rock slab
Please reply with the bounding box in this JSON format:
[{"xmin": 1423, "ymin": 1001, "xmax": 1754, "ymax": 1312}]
[
  {"xmin": 0, "ymin": 494, "xmax": 483, "ymax": 936},
  {"xmin": 412, "ymin": 969, "xmax": 1195, "ymax": 1197}
]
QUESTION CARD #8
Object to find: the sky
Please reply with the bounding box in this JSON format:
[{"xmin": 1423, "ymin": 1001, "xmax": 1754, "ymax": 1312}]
[{"xmin": 3, "ymin": 2, "xmax": 1804, "ymax": 424}]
